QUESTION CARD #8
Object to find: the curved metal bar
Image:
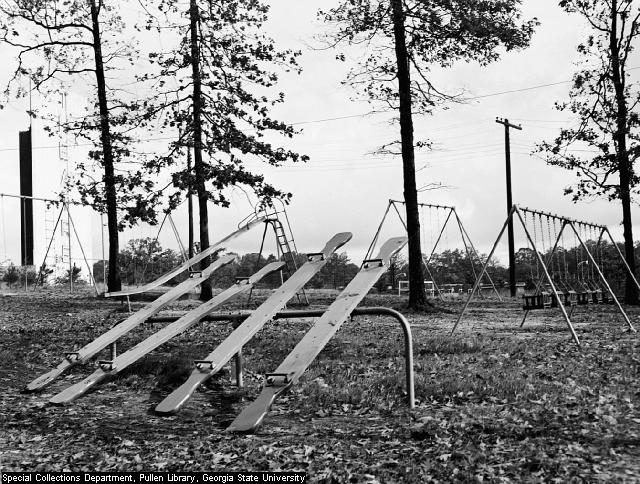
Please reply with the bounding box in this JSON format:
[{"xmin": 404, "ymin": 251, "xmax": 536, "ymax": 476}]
[
  {"xmin": 352, "ymin": 307, "xmax": 415, "ymax": 409},
  {"xmin": 146, "ymin": 307, "xmax": 415, "ymax": 409}
]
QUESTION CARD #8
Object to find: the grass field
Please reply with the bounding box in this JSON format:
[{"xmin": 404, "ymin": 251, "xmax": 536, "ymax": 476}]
[{"xmin": 1, "ymin": 289, "xmax": 639, "ymax": 482}]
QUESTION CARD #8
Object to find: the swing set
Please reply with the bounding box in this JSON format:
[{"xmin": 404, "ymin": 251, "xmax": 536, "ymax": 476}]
[
  {"xmin": 0, "ymin": 192, "xmax": 97, "ymax": 293},
  {"xmin": 0, "ymin": 192, "xmax": 188, "ymax": 296},
  {"xmin": 366, "ymin": 199, "xmax": 501, "ymax": 300},
  {"xmin": 453, "ymin": 205, "xmax": 639, "ymax": 347}
]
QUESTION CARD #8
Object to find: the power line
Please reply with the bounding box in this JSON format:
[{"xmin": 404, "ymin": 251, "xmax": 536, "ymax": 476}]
[
  {"xmin": 467, "ymin": 80, "xmax": 573, "ymax": 100},
  {"xmin": 510, "ymin": 118, "xmax": 575, "ymax": 123},
  {"xmin": 2, "ymin": 66, "xmax": 639, "ymax": 153}
]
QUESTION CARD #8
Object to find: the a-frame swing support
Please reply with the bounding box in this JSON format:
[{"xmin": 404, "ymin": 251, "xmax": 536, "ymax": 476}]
[
  {"xmin": 366, "ymin": 199, "xmax": 501, "ymax": 300},
  {"xmin": 0, "ymin": 192, "xmax": 97, "ymax": 294},
  {"xmin": 520, "ymin": 212, "xmax": 637, "ymax": 333},
  {"xmin": 570, "ymin": 223, "xmax": 636, "ymax": 332},
  {"xmin": 34, "ymin": 200, "xmax": 98, "ymax": 295},
  {"xmin": 452, "ymin": 205, "xmax": 639, "ymax": 348},
  {"xmin": 133, "ymin": 210, "xmax": 190, "ymax": 291}
]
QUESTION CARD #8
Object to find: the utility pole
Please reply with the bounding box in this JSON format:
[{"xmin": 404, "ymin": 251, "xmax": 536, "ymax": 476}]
[{"xmin": 496, "ymin": 117, "xmax": 522, "ymax": 298}]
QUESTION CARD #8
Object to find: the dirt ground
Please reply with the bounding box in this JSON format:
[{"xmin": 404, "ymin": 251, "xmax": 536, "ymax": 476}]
[{"xmin": 1, "ymin": 289, "xmax": 639, "ymax": 483}]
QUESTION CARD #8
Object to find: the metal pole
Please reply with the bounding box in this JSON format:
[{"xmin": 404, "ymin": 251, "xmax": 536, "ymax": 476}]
[
  {"xmin": 66, "ymin": 203, "xmax": 99, "ymax": 295},
  {"xmin": 452, "ymin": 206, "xmax": 516, "ymax": 335},
  {"xmin": 455, "ymin": 212, "xmax": 479, "ymax": 284},
  {"xmin": 496, "ymin": 117, "xmax": 522, "ymax": 297},
  {"xmin": 34, "ymin": 205, "xmax": 64, "ymax": 289},
  {"xmin": 168, "ymin": 214, "xmax": 188, "ymax": 263},
  {"xmin": 234, "ymin": 349, "xmax": 243, "ymax": 388},
  {"xmin": 392, "ymin": 201, "xmax": 445, "ymax": 300},
  {"xmin": 364, "ymin": 200, "xmax": 392, "ymax": 261},
  {"xmin": 455, "ymin": 211, "xmax": 502, "ymax": 301},
  {"xmin": 137, "ymin": 213, "xmax": 169, "ymax": 284},
  {"xmin": 246, "ymin": 221, "xmax": 270, "ymax": 307},
  {"xmin": 390, "ymin": 200, "xmax": 455, "ymax": 212},
  {"xmin": 0, "ymin": 192, "xmax": 62, "ymax": 204},
  {"xmin": 516, "ymin": 209, "xmax": 580, "ymax": 347},
  {"xmin": 422, "ymin": 262, "xmax": 445, "ymax": 301},
  {"xmin": 390, "ymin": 200, "xmax": 408, "ymax": 231},
  {"xmin": 604, "ymin": 228, "xmax": 640, "ymax": 294},
  {"xmin": 453, "ymin": 210, "xmax": 485, "ymax": 299},
  {"xmin": 572, "ymin": 224, "xmax": 636, "ymax": 332}
]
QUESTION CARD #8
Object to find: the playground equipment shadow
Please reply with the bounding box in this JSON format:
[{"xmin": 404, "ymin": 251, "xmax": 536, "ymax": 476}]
[{"xmin": 1, "ymin": 291, "xmax": 639, "ymax": 482}]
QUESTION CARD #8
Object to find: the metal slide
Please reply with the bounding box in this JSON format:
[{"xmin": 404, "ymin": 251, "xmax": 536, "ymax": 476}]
[
  {"xmin": 105, "ymin": 216, "xmax": 266, "ymax": 298},
  {"xmin": 154, "ymin": 232, "xmax": 353, "ymax": 415},
  {"xmin": 25, "ymin": 254, "xmax": 237, "ymax": 392},
  {"xmin": 227, "ymin": 236, "xmax": 407, "ymax": 433}
]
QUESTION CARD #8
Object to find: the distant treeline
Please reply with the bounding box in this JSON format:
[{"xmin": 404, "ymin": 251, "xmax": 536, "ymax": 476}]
[
  {"xmin": 92, "ymin": 238, "xmax": 359, "ymax": 290},
  {"xmin": 90, "ymin": 237, "xmax": 636, "ymax": 293}
]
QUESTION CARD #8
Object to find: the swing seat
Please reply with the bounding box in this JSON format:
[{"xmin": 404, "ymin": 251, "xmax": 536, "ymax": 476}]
[
  {"xmin": 549, "ymin": 290, "xmax": 575, "ymax": 308},
  {"xmin": 591, "ymin": 289, "xmax": 603, "ymax": 304},
  {"xmin": 522, "ymin": 292, "xmax": 552, "ymax": 310},
  {"xmin": 601, "ymin": 291, "xmax": 615, "ymax": 304},
  {"xmin": 577, "ymin": 291, "xmax": 593, "ymax": 305}
]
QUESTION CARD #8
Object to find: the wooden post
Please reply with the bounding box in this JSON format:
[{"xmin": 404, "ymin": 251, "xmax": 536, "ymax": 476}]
[{"xmin": 496, "ymin": 117, "xmax": 522, "ymax": 297}]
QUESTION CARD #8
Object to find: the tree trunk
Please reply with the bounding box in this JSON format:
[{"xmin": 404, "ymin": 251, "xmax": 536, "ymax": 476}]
[
  {"xmin": 89, "ymin": 0, "xmax": 120, "ymax": 292},
  {"xmin": 390, "ymin": 0, "xmax": 427, "ymax": 308},
  {"xmin": 189, "ymin": 0, "xmax": 212, "ymax": 300},
  {"xmin": 610, "ymin": 0, "xmax": 638, "ymax": 304}
]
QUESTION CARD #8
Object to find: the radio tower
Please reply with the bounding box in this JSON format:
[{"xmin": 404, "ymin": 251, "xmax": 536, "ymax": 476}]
[{"xmin": 44, "ymin": 94, "xmax": 73, "ymax": 291}]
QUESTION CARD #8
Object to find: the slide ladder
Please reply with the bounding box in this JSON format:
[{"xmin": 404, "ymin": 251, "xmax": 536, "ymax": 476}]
[{"xmin": 257, "ymin": 202, "xmax": 308, "ymax": 305}]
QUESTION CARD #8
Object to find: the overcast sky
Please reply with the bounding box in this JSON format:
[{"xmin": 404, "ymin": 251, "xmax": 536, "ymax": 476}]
[{"xmin": 0, "ymin": 0, "xmax": 636, "ymax": 270}]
